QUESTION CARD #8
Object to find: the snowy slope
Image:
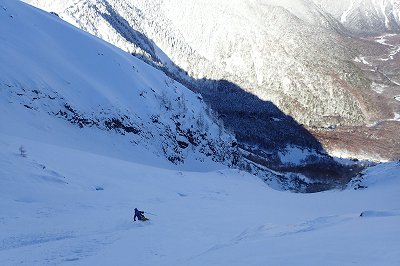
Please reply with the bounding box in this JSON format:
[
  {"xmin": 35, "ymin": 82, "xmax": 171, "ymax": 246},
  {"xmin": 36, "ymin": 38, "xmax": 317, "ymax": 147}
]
[
  {"xmin": 0, "ymin": 2, "xmax": 399, "ymax": 265},
  {"xmin": 1, "ymin": 0, "xmax": 358, "ymax": 195},
  {"xmin": 0, "ymin": 118, "xmax": 399, "ymax": 265},
  {"xmin": 0, "ymin": 0, "xmax": 238, "ymax": 166}
]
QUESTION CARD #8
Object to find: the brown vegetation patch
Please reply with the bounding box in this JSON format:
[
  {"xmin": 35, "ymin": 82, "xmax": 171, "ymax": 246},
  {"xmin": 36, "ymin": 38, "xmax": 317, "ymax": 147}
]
[{"xmin": 310, "ymin": 121, "xmax": 400, "ymax": 161}]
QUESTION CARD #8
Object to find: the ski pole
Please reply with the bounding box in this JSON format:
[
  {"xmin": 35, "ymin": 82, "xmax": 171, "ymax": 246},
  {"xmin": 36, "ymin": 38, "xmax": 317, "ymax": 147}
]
[{"xmin": 144, "ymin": 212, "xmax": 157, "ymax": 216}]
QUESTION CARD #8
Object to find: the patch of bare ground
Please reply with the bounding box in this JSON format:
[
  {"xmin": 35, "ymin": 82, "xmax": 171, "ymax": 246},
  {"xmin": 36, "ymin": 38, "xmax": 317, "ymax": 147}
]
[{"xmin": 310, "ymin": 121, "xmax": 400, "ymax": 161}]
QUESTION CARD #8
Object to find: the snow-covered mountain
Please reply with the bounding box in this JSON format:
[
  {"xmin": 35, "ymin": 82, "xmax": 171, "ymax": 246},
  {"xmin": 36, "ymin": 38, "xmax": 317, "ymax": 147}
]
[
  {"xmin": 1, "ymin": 2, "xmax": 400, "ymax": 265},
  {"xmin": 23, "ymin": 0, "xmax": 400, "ymax": 162},
  {"xmin": 3, "ymin": 0, "xmax": 370, "ymax": 195},
  {"xmin": 0, "ymin": 0, "xmax": 239, "ymax": 166},
  {"xmin": 316, "ymin": 0, "xmax": 400, "ymax": 35},
  {"xmin": 24, "ymin": 0, "xmax": 378, "ymax": 128}
]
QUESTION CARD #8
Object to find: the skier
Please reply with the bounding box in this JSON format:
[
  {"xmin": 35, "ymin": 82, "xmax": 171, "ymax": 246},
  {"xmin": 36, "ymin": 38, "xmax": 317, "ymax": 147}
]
[{"xmin": 134, "ymin": 208, "xmax": 148, "ymax": 221}]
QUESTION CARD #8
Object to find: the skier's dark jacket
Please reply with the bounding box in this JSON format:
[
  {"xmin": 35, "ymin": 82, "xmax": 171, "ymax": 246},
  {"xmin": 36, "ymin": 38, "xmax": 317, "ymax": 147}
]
[{"xmin": 134, "ymin": 208, "xmax": 145, "ymax": 221}]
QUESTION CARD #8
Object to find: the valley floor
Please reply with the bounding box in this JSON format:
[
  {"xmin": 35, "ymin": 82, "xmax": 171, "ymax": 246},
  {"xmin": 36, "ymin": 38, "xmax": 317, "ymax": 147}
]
[
  {"xmin": 0, "ymin": 124, "xmax": 399, "ymax": 265},
  {"xmin": 311, "ymin": 34, "xmax": 400, "ymax": 161}
]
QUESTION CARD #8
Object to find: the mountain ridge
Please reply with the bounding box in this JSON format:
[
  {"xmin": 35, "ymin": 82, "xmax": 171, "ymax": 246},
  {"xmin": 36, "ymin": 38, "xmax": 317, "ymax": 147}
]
[
  {"xmin": 1, "ymin": 0, "xmax": 239, "ymax": 167},
  {"xmin": 23, "ymin": 0, "xmax": 400, "ymax": 162}
]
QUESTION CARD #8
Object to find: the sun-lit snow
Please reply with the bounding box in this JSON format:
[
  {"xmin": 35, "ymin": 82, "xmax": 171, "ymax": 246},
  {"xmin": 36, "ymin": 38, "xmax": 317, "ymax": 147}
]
[
  {"xmin": 1, "ymin": 1, "xmax": 399, "ymax": 265},
  {"xmin": 0, "ymin": 0, "xmax": 238, "ymax": 167},
  {"xmin": 1, "ymin": 117, "xmax": 399, "ymax": 265}
]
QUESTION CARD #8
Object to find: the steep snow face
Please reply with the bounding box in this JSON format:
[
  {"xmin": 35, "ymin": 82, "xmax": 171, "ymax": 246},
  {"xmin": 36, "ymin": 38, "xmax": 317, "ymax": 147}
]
[
  {"xmin": 0, "ymin": 0, "xmax": 238, "ymax": 166},
  {"xmin": 316, "ymin": 0, "xmax": 400, "ymax": 34},
  {"xmin": 22, "ymin": 0, "xmax": 166, "ymax": 65},
  {"xmin": 23, "ymin": 0, "xmax": 380, "ymax": 129}
]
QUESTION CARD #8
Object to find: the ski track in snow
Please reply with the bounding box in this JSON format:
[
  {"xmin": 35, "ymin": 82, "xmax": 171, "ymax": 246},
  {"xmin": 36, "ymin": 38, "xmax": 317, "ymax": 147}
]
[
  {"xmin": 195, "ymin": 209, "xmax": 400, "ymax": 262},
  {"xmin": 226, "ymin": 215, "xmax": 356, "ymax": 244},
  {"xmin": 0, "ymin": 233, "xmax": 75, "ymax": 251}
]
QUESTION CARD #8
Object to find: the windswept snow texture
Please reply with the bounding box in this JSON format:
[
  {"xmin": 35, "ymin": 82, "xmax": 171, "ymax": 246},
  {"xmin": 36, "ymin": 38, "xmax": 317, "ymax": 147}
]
[{"xmin": 0, "ymin": 0, "xmax": 238, "ymax": 166}]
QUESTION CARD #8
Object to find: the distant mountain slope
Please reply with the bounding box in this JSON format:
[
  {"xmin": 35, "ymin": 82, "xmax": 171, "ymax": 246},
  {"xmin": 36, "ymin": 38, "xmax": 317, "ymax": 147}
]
[
  {"xmin": 24, "ymin": 0, "xmax": 400, "ymax": 162},
  {"xmin": 0, "ymin": 0, "xmax": 239, "ymax": 166},
  {"xmin": 2, "ymin": 0, "xmax": 366, "ymax": 193},
  {"xmin": 316, "ymin": 0, "xmax": 400, "ymax": 35},
  {"xmin": 24, "ymin": 0, "xmax": 383, "ymax": 128}
]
